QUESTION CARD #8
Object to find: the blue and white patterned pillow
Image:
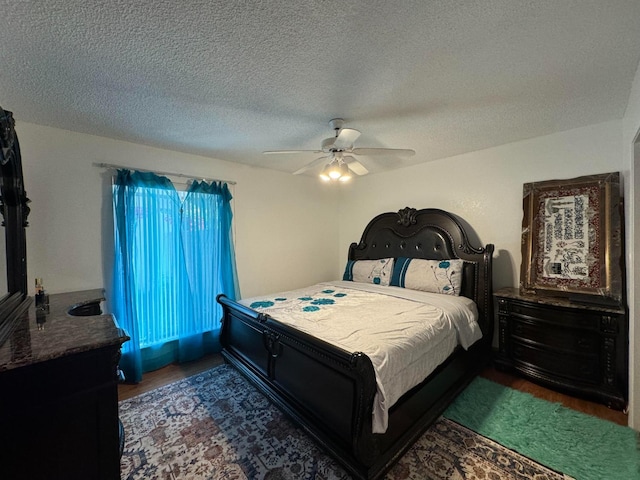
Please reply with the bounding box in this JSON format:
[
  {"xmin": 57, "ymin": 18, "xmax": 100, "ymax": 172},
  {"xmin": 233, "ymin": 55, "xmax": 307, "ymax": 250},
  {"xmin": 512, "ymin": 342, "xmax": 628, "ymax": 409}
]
[
  {"xmin": 390, "ymin": 257, "xmax": 464, "ymax": 295},
  {"xmin": 343, "ymin": 258, "xmax": 394, "ymax": 286}
]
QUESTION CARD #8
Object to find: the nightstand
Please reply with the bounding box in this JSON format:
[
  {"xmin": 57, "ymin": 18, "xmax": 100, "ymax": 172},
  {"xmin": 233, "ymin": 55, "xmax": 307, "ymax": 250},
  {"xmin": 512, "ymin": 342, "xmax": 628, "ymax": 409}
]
[{"xmin": 494, "ymin": 287, "xmax": 628, "ymax": 410}]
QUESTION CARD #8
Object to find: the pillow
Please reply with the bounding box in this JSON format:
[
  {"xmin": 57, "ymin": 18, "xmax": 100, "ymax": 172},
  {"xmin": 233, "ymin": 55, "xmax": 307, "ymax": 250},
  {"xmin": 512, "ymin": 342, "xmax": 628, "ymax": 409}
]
[
  {"xmin": 343, "ymin": 258, "xmax": 394, "ymax": 286},
  {"xmin": 390, "ymin": 257, "xmax": 464, "ymax": 295}
]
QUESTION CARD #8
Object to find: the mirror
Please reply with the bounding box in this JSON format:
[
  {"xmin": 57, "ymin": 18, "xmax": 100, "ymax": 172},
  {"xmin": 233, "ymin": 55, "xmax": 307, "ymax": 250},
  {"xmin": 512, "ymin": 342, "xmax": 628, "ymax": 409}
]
[{"xmin": 0, "ymin": 106, "xmax": 31, "ymax": 345}]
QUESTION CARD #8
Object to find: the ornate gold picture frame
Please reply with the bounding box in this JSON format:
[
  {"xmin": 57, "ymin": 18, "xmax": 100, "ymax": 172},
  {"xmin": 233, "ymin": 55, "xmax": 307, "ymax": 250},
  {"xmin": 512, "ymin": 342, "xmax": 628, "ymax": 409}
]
[{"xmin": 520, "ymin": 172, "xmax": 624, "ymax": 303}]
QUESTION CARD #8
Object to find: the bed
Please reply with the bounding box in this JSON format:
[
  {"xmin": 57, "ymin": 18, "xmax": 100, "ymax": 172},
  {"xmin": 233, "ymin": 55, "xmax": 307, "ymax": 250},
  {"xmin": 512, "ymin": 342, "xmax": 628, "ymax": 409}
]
[{"xmin": 217, "ymin": 207, "xmax": 494, "ymax": 479}]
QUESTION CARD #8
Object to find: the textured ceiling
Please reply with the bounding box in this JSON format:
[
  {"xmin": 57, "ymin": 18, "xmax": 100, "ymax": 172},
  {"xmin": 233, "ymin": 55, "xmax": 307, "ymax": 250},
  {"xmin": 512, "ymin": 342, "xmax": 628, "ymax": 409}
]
[{"xmin": 1, "ymin": 0, "xmax": 640, "ymax": 176}]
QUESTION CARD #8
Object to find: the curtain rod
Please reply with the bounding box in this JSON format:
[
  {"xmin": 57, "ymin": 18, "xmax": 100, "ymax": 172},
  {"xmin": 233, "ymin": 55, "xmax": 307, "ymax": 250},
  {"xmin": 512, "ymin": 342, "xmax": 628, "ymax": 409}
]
[{"xmin": 93, "ymin": 162, "xmax": 237, "ymax": 185}]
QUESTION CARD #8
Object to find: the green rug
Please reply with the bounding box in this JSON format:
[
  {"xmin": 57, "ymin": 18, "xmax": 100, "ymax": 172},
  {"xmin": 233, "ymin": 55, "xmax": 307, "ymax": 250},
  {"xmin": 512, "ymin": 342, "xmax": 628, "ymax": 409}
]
[{"xmin": 444, "ymin": 377, "xmax": 640, "ymax": 480}]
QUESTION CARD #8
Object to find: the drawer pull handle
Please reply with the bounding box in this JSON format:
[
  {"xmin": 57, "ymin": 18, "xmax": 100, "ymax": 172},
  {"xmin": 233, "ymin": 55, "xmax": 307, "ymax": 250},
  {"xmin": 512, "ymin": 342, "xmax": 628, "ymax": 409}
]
[{"xmin": 577, "ymin": 338, "xmax": 590, "ymax": 348}]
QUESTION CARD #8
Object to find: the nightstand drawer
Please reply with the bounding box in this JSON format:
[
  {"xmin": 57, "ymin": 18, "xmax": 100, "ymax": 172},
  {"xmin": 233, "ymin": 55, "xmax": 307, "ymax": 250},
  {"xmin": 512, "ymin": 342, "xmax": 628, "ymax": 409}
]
[
  {"xmin": 509, "ymin": 301, "xmax": 598, "ymax": 329},
  {"xmin": 510, "ymin": 340, "xmax": 600, "ymax": 385},
  {"xmin": 510, "ymin": 318, "xmax": 599, "ymax": 353}
]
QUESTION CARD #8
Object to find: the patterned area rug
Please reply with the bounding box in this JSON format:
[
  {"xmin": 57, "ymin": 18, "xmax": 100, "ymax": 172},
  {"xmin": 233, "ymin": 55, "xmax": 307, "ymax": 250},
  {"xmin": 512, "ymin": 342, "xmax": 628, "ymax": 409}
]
[{"xmin": 120, "ymin": 365, "xmax": 570, "ymax": 479}]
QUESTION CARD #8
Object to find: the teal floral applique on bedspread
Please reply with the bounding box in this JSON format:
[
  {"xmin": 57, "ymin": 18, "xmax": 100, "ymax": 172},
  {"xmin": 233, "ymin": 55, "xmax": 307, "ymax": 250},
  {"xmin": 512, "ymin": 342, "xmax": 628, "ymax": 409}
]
[
  {"xmin": 249, "ymin": 289, "xmax": 348, "ymax": 313},
  {"xmin": 250, "ymin": 300, "xmax": 275, "ymax": 309},
  {"xmin": 311, "ymin": 298, "xmax": 335, "ymax": 305}
]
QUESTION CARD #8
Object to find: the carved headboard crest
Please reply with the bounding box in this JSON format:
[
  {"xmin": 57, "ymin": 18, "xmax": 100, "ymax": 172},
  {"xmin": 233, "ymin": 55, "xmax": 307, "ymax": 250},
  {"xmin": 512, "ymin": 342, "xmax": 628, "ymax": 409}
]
[{"xmin": 396, "ymin": 207, "xmax": 417, "ymax": 227}]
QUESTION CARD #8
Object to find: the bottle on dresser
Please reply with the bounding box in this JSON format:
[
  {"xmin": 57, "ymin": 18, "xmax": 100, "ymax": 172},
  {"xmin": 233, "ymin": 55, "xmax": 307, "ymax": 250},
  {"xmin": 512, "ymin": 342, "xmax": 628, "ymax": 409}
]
[{"xmin": 34, "ymin": 277, "xmax": 49, "ymax": 312}]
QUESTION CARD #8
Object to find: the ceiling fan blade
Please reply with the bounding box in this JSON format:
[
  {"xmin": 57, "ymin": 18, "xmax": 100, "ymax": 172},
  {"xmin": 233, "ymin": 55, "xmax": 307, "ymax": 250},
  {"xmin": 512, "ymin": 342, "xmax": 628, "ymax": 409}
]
[
  {"xmin": 343, "ymin": 156, "xmax": 369, "ymax": 176},
  {"xmin": 351, "ymin": 148, "xmax": 415, "ymax": 156},
  {"xmin": 292, "ymin": 156, "xmax": 329, "ymax": 175},
  {"xmin": 332, "ymin": 128, "xmax": 361, "ymax": 149},
  {"xmin": 263, "ymin": 150, "xmax": 323, "ymax": 155}
]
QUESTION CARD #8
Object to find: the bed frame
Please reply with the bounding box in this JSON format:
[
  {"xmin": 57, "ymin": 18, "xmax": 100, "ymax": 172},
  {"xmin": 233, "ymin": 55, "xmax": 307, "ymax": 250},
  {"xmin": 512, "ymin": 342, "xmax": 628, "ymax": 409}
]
[{"xmin": 217, "ymin": 207, "xmax": 494, "ymax": 479}]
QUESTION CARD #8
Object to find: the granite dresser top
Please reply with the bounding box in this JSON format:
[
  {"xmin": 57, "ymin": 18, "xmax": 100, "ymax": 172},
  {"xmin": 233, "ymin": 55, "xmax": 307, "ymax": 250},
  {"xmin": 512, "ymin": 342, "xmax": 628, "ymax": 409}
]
[
  {"xmin": 494, "ymin": 286, "xmax": 626, "ymax": 314},
  {"xmin": 0, "ymin": 289, "xmax": 129, "ymax": 372}
]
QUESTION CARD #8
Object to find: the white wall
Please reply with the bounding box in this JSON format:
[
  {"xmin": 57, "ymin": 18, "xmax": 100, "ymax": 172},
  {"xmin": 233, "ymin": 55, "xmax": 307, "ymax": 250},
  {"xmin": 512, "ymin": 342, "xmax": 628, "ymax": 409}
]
[
  {"xmin": 622, "ymin": 57, "xmax": 640, "ymax": 429},
  {"xmin": 338, "ymin": 120, "xmax": 624, "ymax": 291},
  {"xmin": 16, "ymin": 122, "xmax": 339, "ymax": 300}
]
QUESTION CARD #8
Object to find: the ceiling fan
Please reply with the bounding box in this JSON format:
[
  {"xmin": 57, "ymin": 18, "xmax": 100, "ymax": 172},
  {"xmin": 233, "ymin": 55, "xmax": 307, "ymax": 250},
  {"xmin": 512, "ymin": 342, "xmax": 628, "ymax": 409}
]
[{"xmin": 263, "ymin": 118, "xmax": 415, "ymax": 182}]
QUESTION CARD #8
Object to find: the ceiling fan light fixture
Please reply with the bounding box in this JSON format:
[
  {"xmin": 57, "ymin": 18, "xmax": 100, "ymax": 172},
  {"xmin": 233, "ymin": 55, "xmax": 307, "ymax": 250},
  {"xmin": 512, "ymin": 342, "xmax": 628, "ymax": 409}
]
[
  {"xmin": 327, "ymin": 162, "xmax": 343, "ymax": 180},
  {"xmin": 319, "ymin": 160, "xmax": 352, "ymax": 182},
  {"xmin": 338, "ymin": 168, "xmax": 353, "ymax": 182},
  {"xmin": 319, "ymin": 165, "xmax": 332, "ymax": 181}
]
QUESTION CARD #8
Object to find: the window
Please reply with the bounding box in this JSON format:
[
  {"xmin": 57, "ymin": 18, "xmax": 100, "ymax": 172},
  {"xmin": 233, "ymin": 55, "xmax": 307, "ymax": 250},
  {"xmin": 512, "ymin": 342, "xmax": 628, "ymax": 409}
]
[{"xmin": 112, "ymin": 170, "xmax": 238, "ymax": 382}]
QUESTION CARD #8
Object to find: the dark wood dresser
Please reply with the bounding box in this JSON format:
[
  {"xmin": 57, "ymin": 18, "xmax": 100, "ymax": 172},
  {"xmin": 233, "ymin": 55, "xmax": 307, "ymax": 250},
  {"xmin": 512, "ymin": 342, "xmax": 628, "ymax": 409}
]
[
  {"xmin": 0, "ymin": 290, "xmax": 129, "ymax": 480},
  {"xmin": 494, "ymin": 287, "xmax": 628, "ymax": 410}
]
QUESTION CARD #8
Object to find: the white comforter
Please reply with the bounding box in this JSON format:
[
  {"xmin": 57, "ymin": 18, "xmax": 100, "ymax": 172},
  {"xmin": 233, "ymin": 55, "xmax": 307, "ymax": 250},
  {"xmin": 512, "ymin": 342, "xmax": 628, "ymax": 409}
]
[{"xmin": 240, "ymin": 281, "xmax": 482, "ymax": 433}]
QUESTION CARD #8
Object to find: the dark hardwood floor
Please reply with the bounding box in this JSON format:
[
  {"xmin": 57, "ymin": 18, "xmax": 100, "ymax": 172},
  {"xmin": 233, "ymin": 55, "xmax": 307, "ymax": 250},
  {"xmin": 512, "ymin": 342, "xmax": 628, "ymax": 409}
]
[
  {"xmin": 118, "ymin": 354, "xmax": 224, "ymax": 401},
  {"xmin": 481, "ymin": 365, "xmax": 628, "ymax": 426},
  {"xmin": 118, "ymin": 354, "xmax": 628, "ymax": 427}
]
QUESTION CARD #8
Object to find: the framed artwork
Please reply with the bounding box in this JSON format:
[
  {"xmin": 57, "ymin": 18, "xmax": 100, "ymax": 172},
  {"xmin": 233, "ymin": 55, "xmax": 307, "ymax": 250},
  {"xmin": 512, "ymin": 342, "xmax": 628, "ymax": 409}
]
[{"xmin": 520, "ymin": 172, "xmax": 624, "ymax": 304}]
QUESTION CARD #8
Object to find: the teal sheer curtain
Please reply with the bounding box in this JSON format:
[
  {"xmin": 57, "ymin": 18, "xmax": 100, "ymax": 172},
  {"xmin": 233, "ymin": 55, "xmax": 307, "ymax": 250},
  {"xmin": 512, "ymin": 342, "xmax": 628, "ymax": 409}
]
[{"xmin": 112, "ymin": 169, "xmax": 239, "ymax": 383}]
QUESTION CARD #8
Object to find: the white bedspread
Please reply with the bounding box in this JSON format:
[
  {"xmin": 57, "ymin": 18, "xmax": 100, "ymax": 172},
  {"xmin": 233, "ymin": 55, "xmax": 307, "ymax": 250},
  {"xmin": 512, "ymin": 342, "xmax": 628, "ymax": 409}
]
[{"xmin": 240, "ymin": 281, "xmax": 482, "ymax": 433}]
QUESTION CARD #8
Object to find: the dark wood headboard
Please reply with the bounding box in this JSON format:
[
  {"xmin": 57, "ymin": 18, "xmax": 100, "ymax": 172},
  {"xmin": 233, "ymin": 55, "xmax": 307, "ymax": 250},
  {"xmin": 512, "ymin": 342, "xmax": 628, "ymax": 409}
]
[{"xmin": 348, "ymin": 207, "xmax": 494, "ymax": 342}]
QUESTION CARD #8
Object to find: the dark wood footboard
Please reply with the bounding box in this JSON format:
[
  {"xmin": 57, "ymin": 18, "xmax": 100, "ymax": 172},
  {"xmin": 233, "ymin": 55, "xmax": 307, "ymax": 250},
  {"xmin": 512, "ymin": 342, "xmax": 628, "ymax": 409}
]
[
  {"xmin": 217, "ymin": 295, "xmax": 379, "ymax": 467},
  {"xmin": 218, "ymin": 294, "xmax": 488, "ymax": 479}
]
